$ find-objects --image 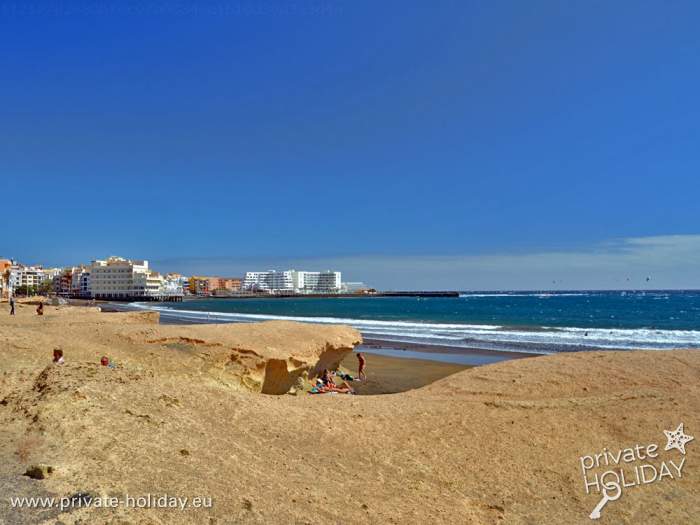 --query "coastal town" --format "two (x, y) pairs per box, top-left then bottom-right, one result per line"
(0, 255), (370, 302)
